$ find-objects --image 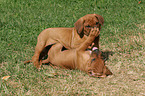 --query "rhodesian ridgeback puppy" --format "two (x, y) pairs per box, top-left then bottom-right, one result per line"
(27, 14), (104, 68)
(40, 28), (112, 77)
